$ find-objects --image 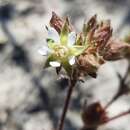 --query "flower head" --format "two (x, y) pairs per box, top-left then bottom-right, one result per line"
(38, 18), (85, 71)
(39, 12), (130, 78)
(75, 15), (130, 78)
